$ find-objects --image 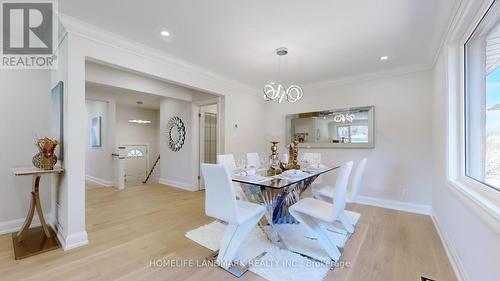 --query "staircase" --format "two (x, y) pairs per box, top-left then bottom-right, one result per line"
(143, 155), (160, 184)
